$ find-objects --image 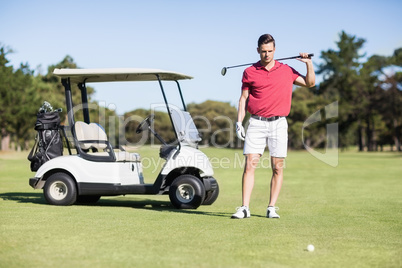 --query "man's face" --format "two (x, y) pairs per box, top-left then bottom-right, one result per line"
(257, 42), (275, 65)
